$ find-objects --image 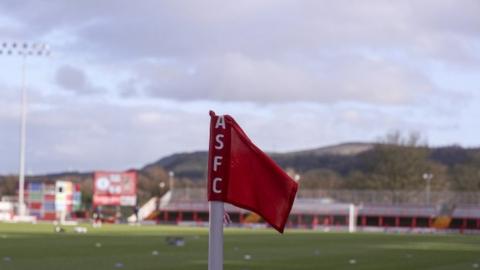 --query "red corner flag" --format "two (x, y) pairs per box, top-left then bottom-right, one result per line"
(207, 111), (298, 233)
